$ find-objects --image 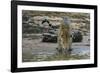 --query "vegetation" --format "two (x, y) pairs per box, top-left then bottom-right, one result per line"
(22, 10), (90, 34)
(22, 10), (89, 19)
